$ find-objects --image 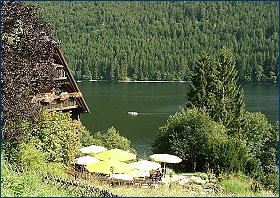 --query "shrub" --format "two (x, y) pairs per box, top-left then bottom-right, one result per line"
(2, 1), (59, 149)
(80, 126), (136, 153)
(241, 112), (278, 189)
(153, 108), (228, 172)
(18, 110), (79, 165)
(18, 141), (46, 171)
(1, 159), (71, 197)
(79, 125), (99, 147)
(207, 139), (248, 174)
(241, 112), (275, 159)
